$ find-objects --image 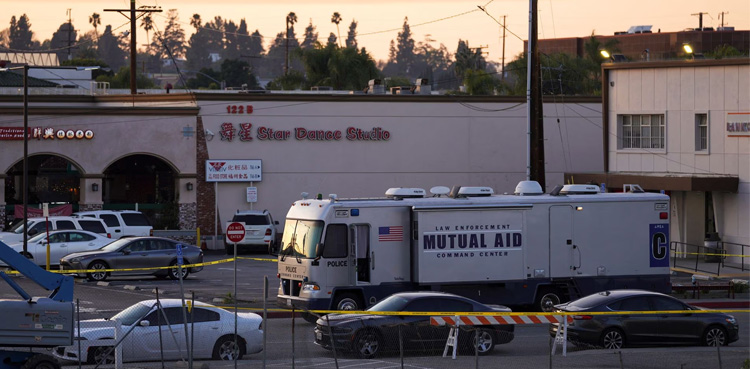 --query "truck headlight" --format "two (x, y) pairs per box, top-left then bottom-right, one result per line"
(301, 283), (320, 291)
